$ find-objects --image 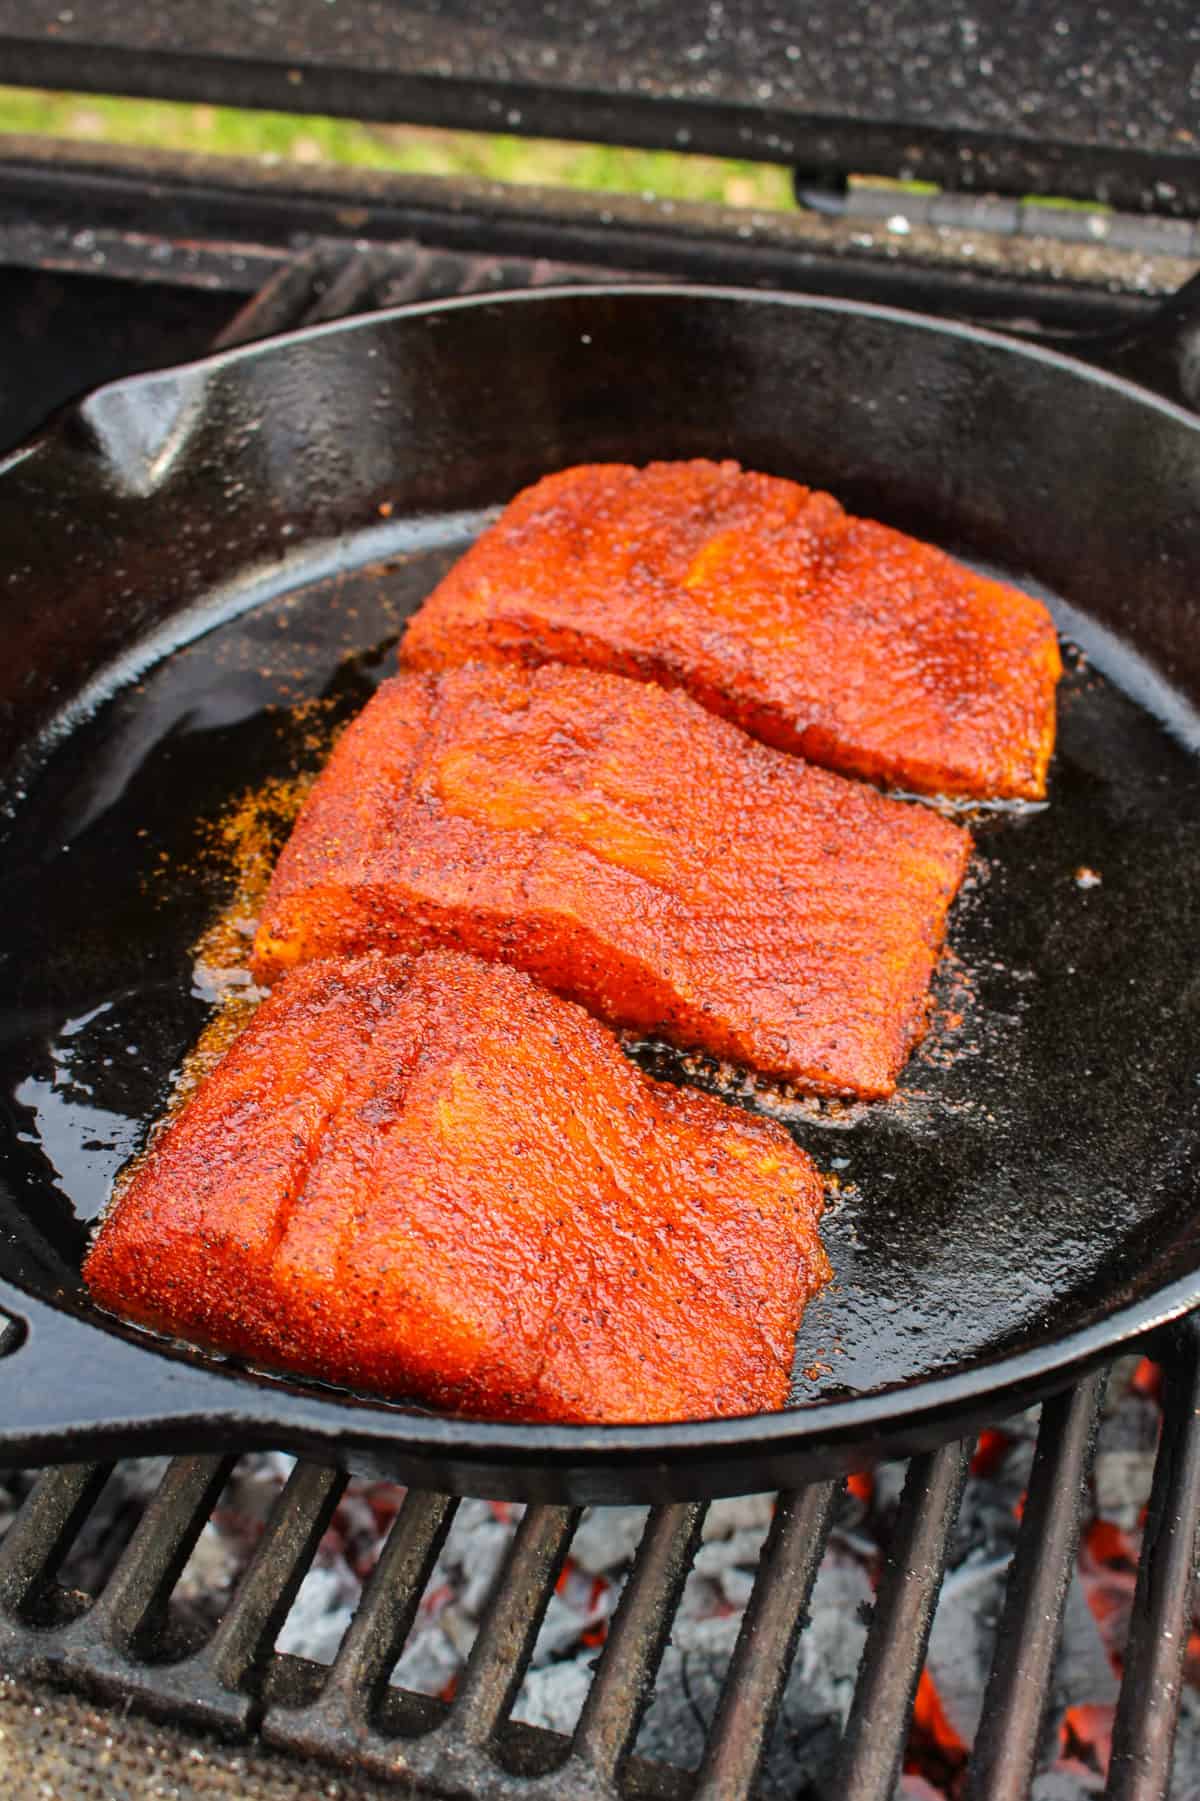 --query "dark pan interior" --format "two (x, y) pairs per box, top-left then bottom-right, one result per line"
(0, 288), (1198, 1500)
